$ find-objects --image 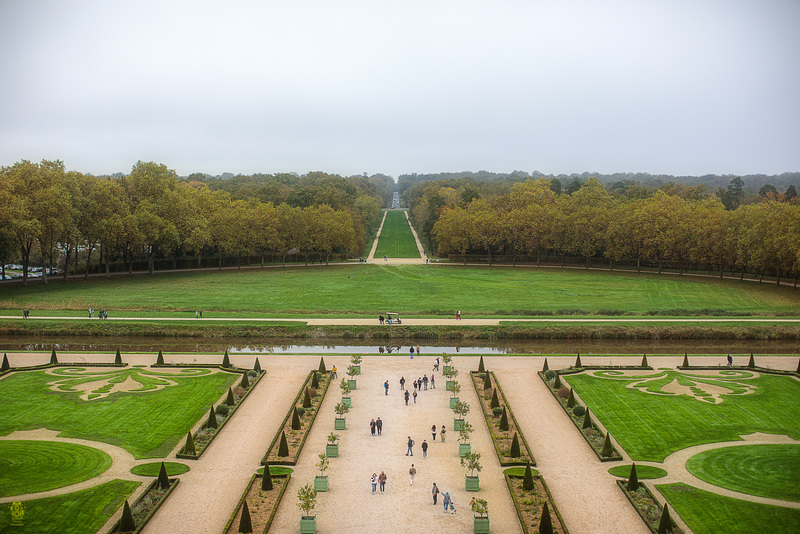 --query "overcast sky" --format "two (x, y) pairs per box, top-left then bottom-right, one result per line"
(1, 0), (798, 179)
